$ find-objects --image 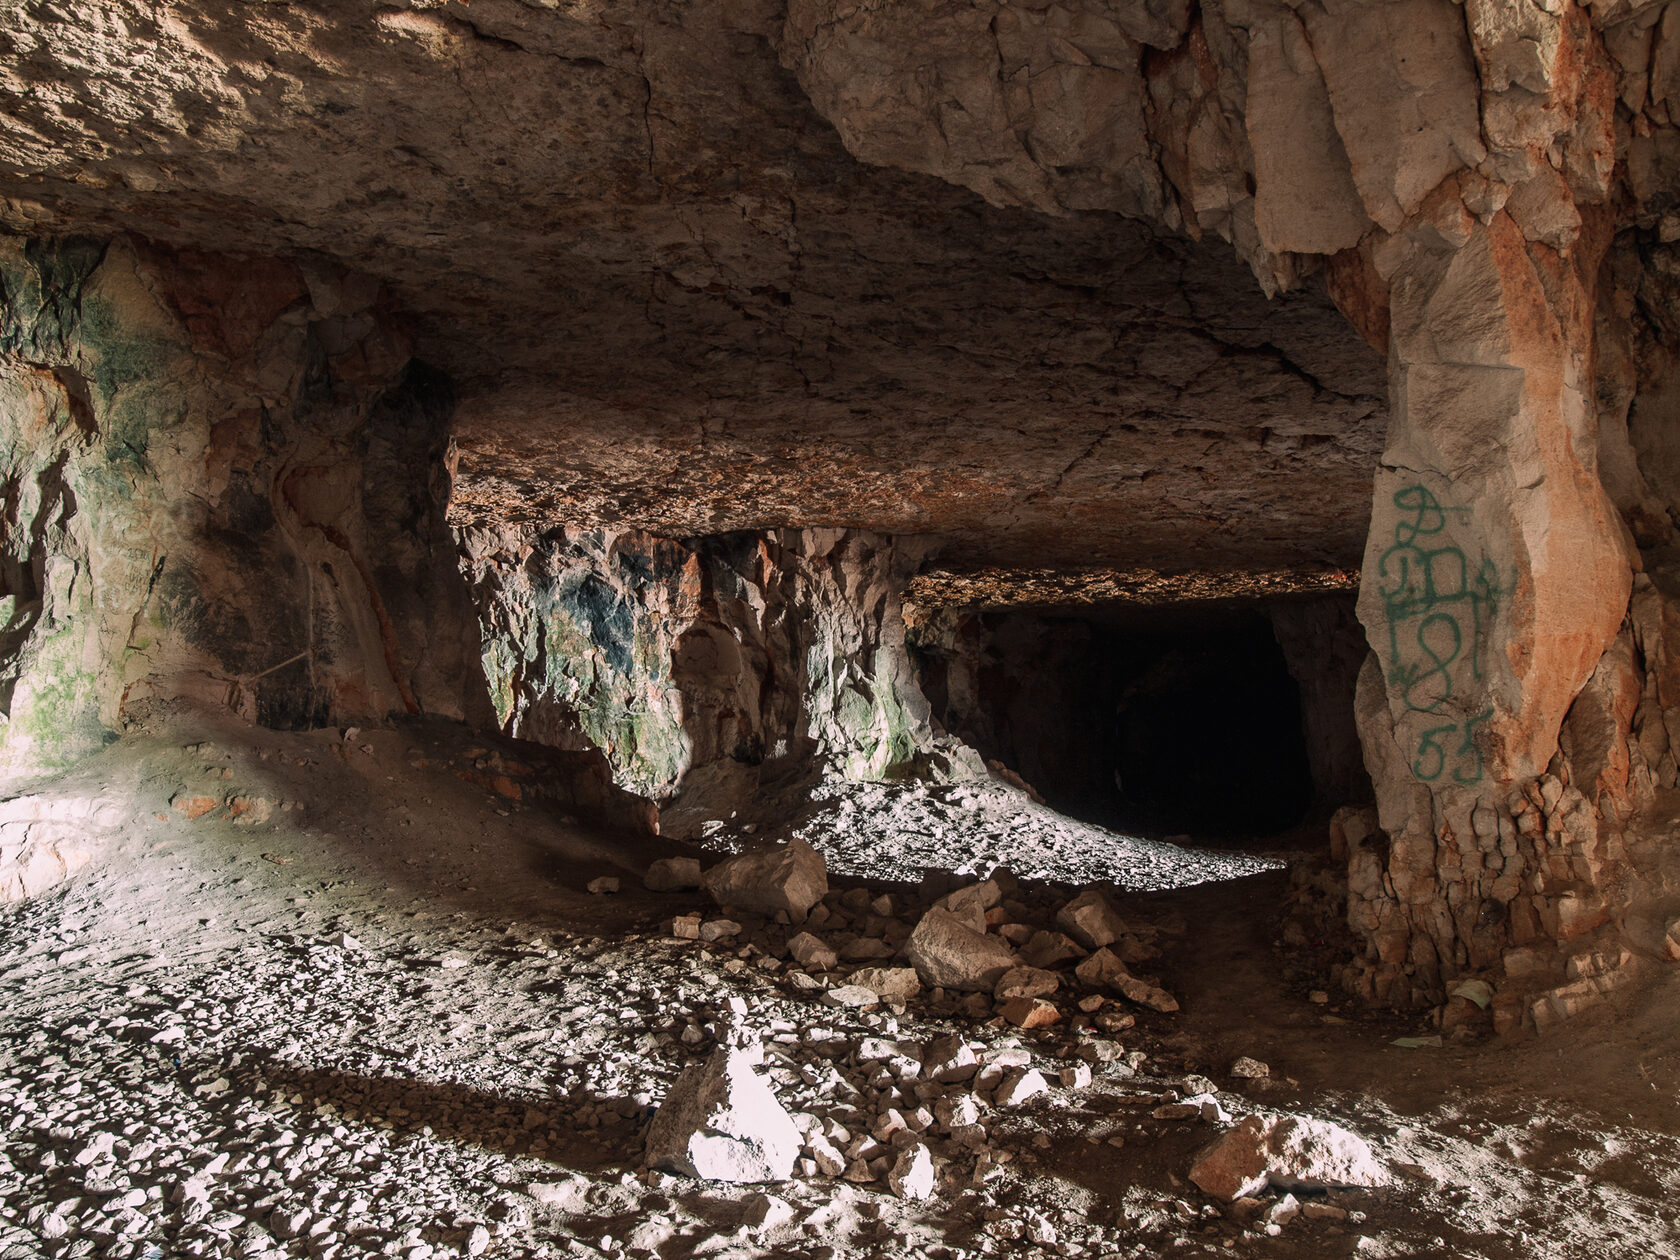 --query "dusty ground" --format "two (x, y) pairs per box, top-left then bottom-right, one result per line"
(1, 715), (1678, 1260)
